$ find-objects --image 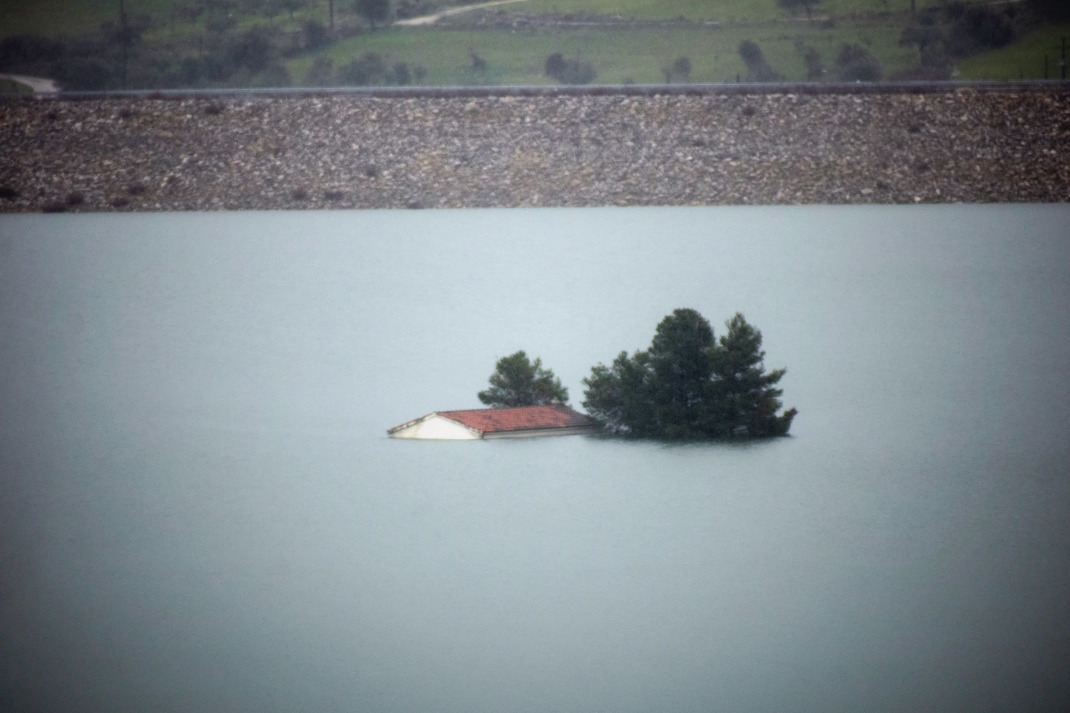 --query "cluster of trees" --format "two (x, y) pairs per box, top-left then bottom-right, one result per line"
(0, 19), (298, 90)
(737, 39), (882, 83)
(0, 0), (407, 90)
(767, 0), (1053, 82)
(897, 2), (1015, 79)
(477, 309), (796, 441)
(305, 52), (425, 85)
(894, 0), (1058, 80)
(0, 7), (160, 91)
